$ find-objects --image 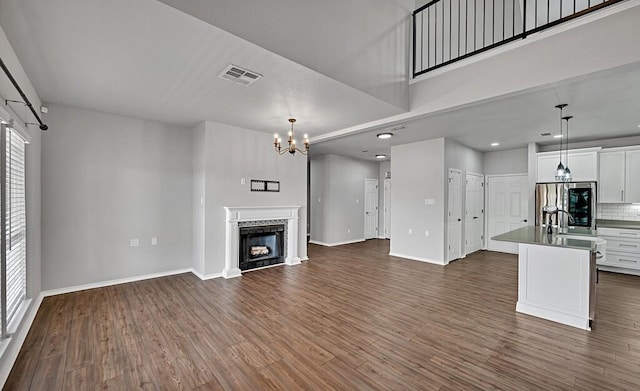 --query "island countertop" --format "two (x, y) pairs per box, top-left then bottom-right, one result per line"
(492, 226), (600, 251)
